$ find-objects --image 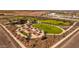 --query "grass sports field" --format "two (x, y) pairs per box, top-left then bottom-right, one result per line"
(33, 24), (63, 34)
(13, 16), (72, 26)
(29, 17), (71, 26)
(39, 19), (71, 26)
